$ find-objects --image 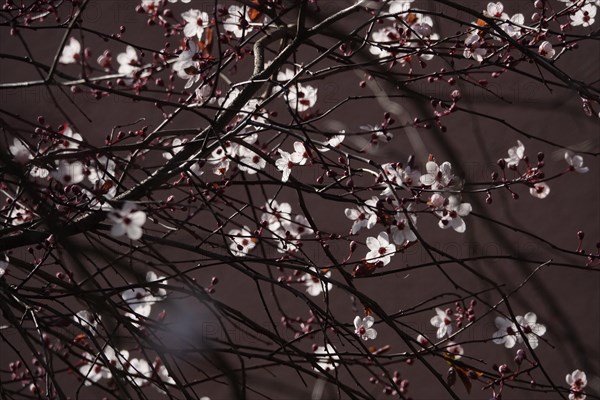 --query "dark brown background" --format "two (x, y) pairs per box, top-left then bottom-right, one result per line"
(1, 0), (599, 399)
